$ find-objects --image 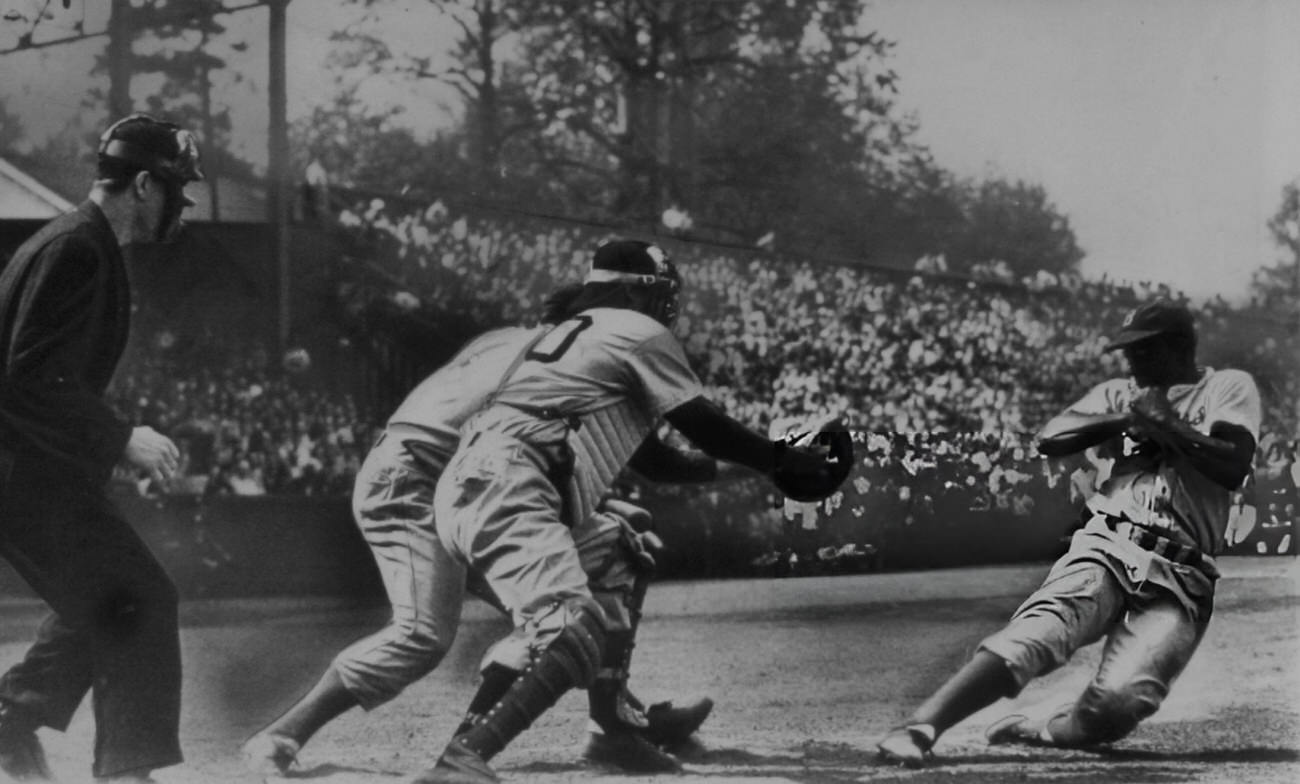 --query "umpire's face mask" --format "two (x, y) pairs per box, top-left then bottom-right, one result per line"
(153, 174), (197, 244)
